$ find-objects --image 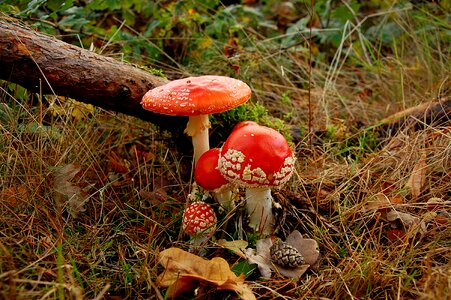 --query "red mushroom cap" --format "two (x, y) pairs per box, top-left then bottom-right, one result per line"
(195, 148), (230, 192)
(218, 122), (295, 188)
(182, 202), (217, 236)
(141, 75), (251, 116)
(230, 120), (259, 132)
